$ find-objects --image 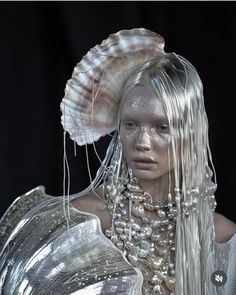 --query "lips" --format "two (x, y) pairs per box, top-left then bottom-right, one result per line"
(133, 157), (157, 170)
(133, 157), (156, 163)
